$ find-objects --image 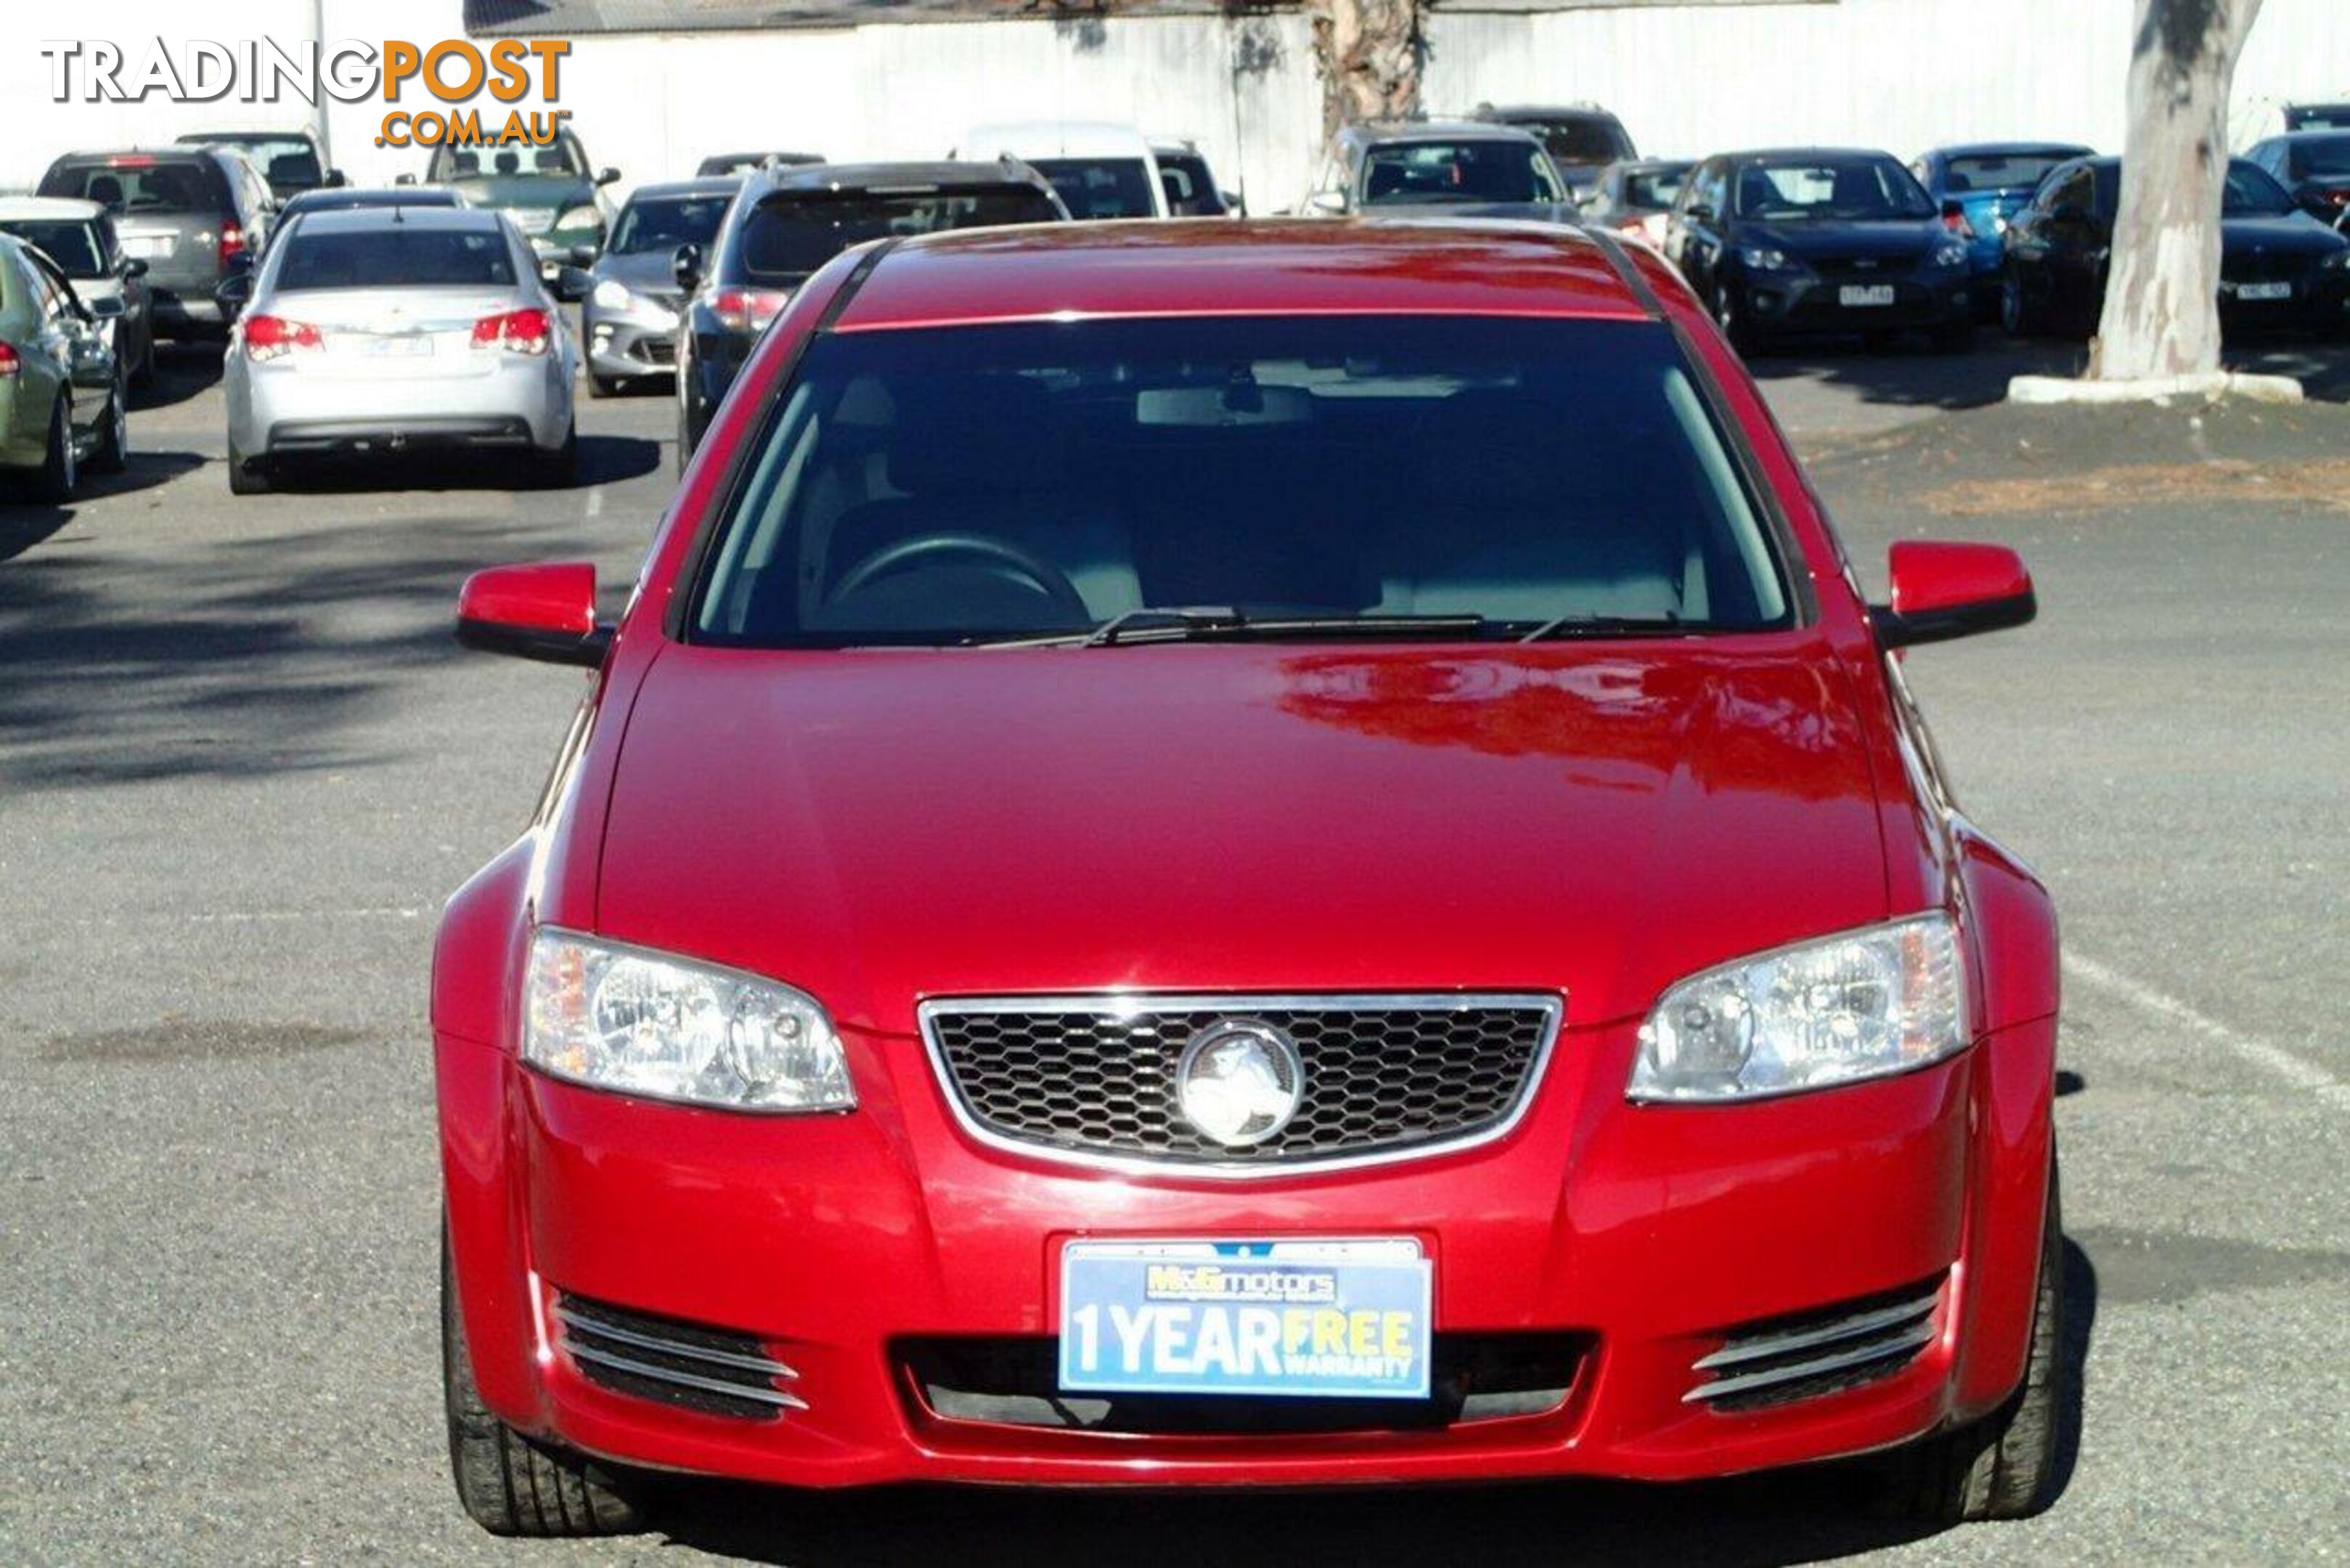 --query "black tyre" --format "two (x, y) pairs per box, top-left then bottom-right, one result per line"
(89, 381), (128, 475)
(532, 422), (580, 489)
(1715, 283), (1762, 356)
(1879, 1165), (2065, 1523)
(444, 1236), (646, 1537)
(226, 434), (270, 496)
(2000, 264), (2033, 338)
(28, 396), (76, 504)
